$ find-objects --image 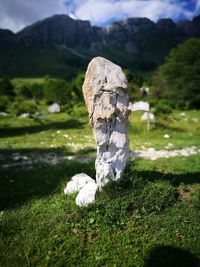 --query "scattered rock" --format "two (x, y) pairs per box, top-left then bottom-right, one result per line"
(147, 147), (155, 152)
(75, 182), (98, 207)
(132, 146), (198, 160)
(180, 112), (186, 117)
(2, 146), (199, 169)
(191, 118), (198, 122)
(0, 112), (8, 117)
(141, 112), (155, 121)
(82, 56), (130, 188)
(64, 173), (95, 195)
(165, 142), (174, 149)
(19, 113), (30, 118)
(48, 103), (60, 113)
(163, 134), (170, 139)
